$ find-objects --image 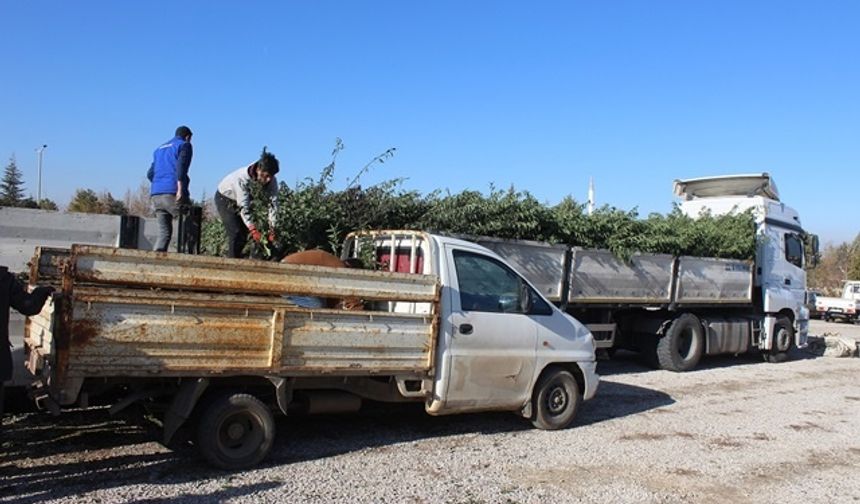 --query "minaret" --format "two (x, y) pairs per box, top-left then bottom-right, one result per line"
(587, 177), (595, 216)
